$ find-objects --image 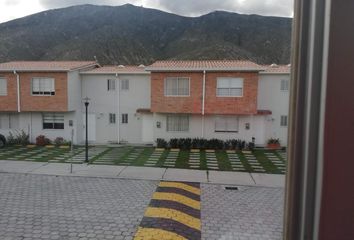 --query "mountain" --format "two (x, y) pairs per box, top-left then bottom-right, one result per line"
(0, 4), (292, 65)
